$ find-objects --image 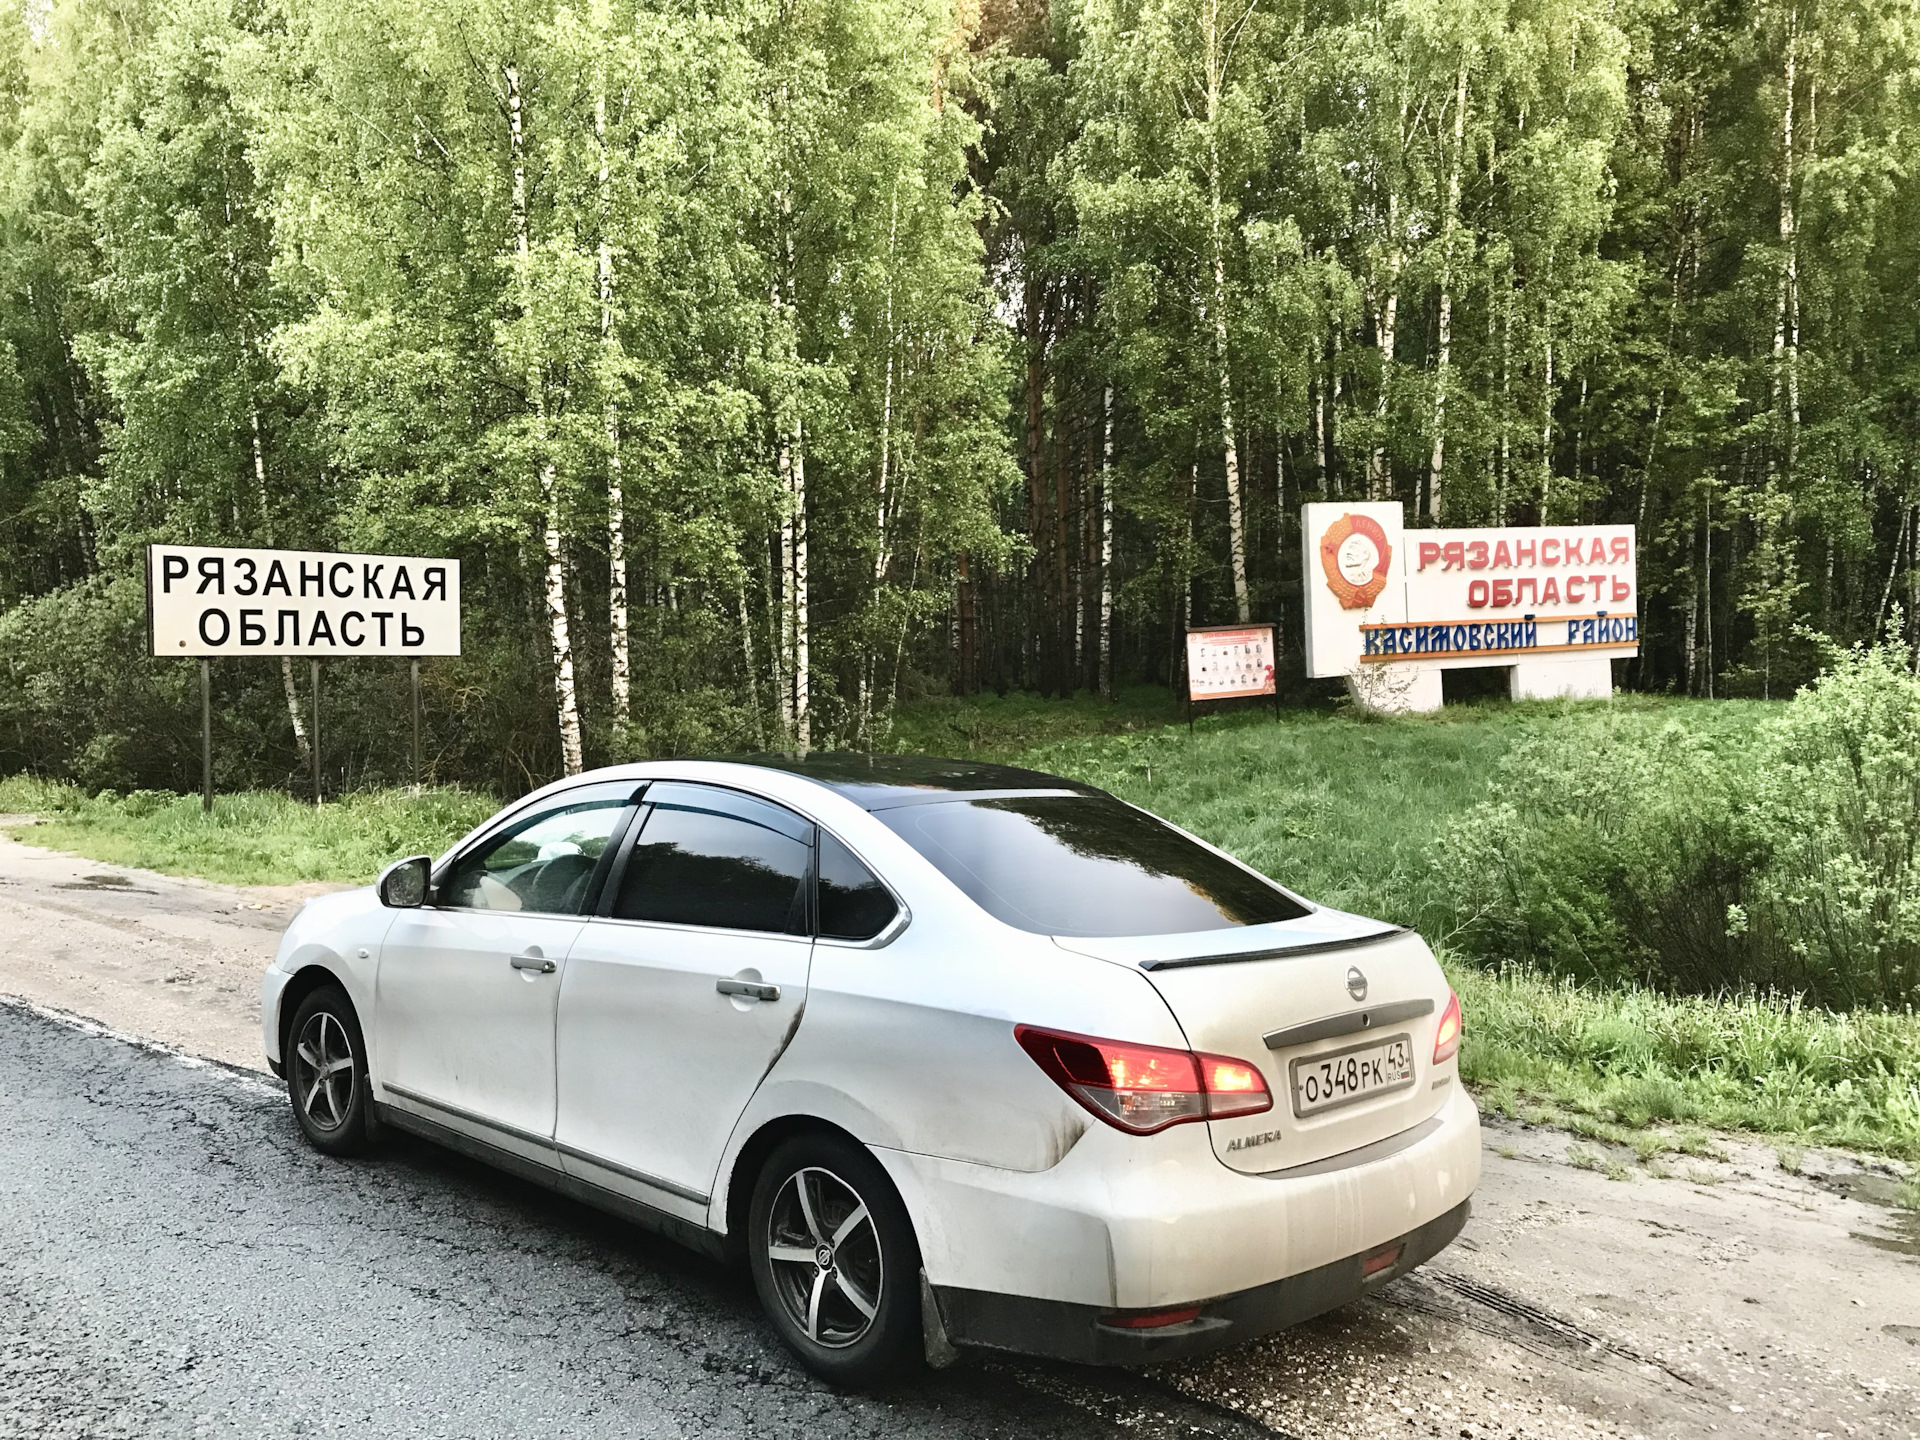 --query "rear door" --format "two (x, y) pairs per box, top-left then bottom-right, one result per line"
(553, 783), (815, 1215)
(1055, 915), (1454, 1173)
